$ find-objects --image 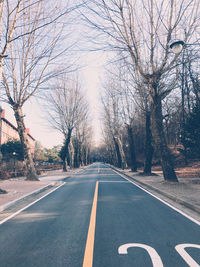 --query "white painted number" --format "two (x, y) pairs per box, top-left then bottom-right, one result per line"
(118, 243), (200, 267)
(118, 243), (164, 267)
(175, 244), (200, 267)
